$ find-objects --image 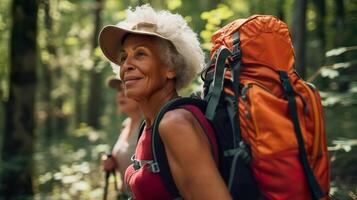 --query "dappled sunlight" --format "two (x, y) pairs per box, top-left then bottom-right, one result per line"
(0, 0), (356, 199)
